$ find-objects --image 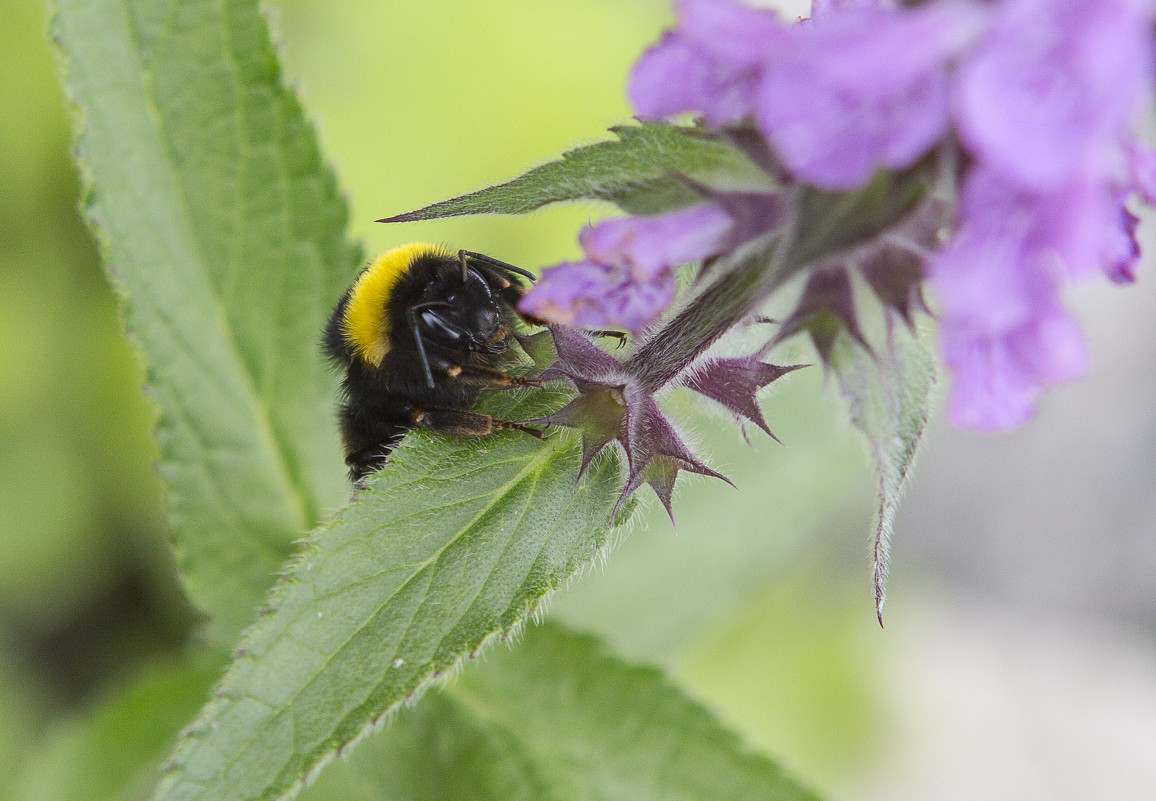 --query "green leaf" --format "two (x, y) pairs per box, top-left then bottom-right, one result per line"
(51, 0), (361, 641)
(303, 623), (825, 801)
(150, 387), (627, 801)
(380, 122), (776, 221)
(828, 320), (937, 625)
(9, 657), (223, 801)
